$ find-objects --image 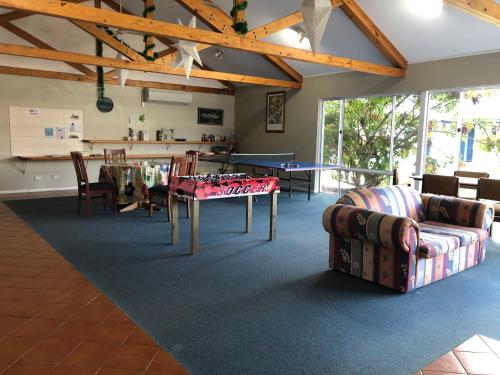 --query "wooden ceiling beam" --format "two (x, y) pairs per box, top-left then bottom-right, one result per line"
(445, 0), (500, 26)
(0, 65), (235, 95)
(154, 11), (306, 65)
(0, 22), (95, 75)
(248, 11), (304, 40)
(174, 0), (303, 82)
(0, 0), (87, 23)
(0, 43), (302, 88)
(0, 0), (404, 77)
(339, 0), (407, 69)
(100, 0), (233, 90)
(72, 21), (147, 62)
